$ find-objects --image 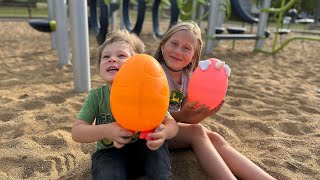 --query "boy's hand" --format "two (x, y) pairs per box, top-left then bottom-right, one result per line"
(146, 124), (166, 150)
(107, 122), (134, 149)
